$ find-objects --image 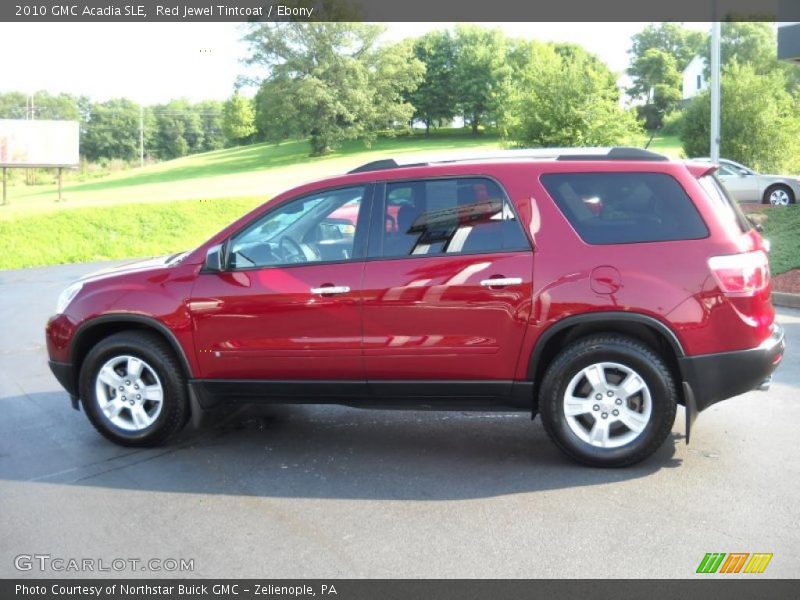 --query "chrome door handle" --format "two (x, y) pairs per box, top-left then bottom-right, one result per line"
(310, 285), (350, 295)
(480, 277), (522, 287)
